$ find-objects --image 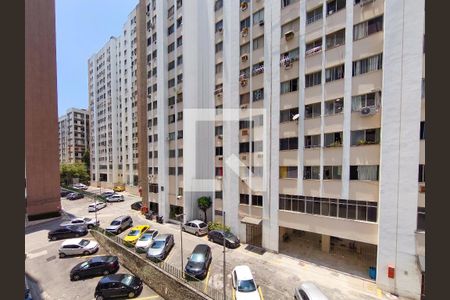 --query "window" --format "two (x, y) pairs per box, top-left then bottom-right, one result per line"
(177, 55), (183, 65)
(307, 6), (323, 25)
(323, 166), (341, 180)
(325, 64), (345, 82)
(240, 93), (250, 105)
(252, 195), (263, 207)
(326, 29), (345, 49)
(216, 105), (223, 115)
(168, 114), (175, 124)
(169, 149), (176, 158)
(168, 96), (175, 106)
(216, 63), (223, 74)
(178, 130), (183, 139)
(252, 62), (264, 76)
(169, 167), (176, 175)
(280, 107), (299, 123)
(215, 20), (223, 33)
(149, 183), (159, 193)
(280, 166), (298, 179)
(177, 0), (182, 9)
(178, 167), (183, 175)
(253, 35), (264, 50)
(253, 88), (264, 101)
(177, 93), (183, 103)
(354, 15), (383, 40)
(240, 194), (249, 205)
(168, 132), (175, 141)
(281, 18), (300, 36)
(417, 207), (425, 231)
(352, 53), (383, 76)
(177, 17), (182, 28)
(281, 47), (300, 61)
(215, 0), (223, 11)
(304, 166), (320, 180)
(168, 61), (175, 71)
(253, 9), (264, 25)
(326, 0), (346, 15)
(215, 191), (223, 199)
(239, 142), (250, 153)
(178, 148), (183, 157)
(305, 39), (322, 56)
(168, 42), (175, 53)
(351, 92), (379, 111)
(168, 78), (175, 88)
(324, 98), (343, 115)
(418, 164), (425, 183)
(305, 71), (321, 87)
(216, 167), (223, 176)
(240, 17), (250, 31)
(351, 128), (380, 145)
(177, 111), (183, 121)
(280, 137), (298, 151)
(280, 78), (299, 94)
(324, 132), (343, 147)
(216, 147), (223, 156)
(281, 0), (299, 9)
(350, 165), (379, 181)
(304, 102), (321, 119)
(177, 37), (183, 47)
(305, 135), (320, 148)
(168, 24), (175, 35)
(240, 43), (250, 56)
(420, 121), (425, 140)
(252, 141), (263, 152)
(168, 6), (174, 18)
(216, 41), (223, 53)
(215, 126), (223, 136)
